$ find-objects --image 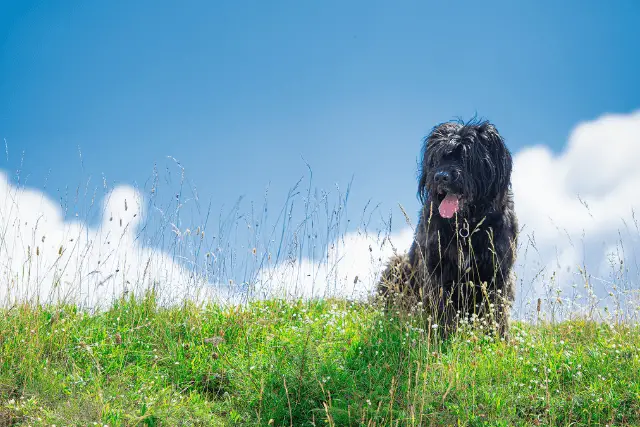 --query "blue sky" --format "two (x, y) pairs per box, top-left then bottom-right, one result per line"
(1, 0), (639, 235)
